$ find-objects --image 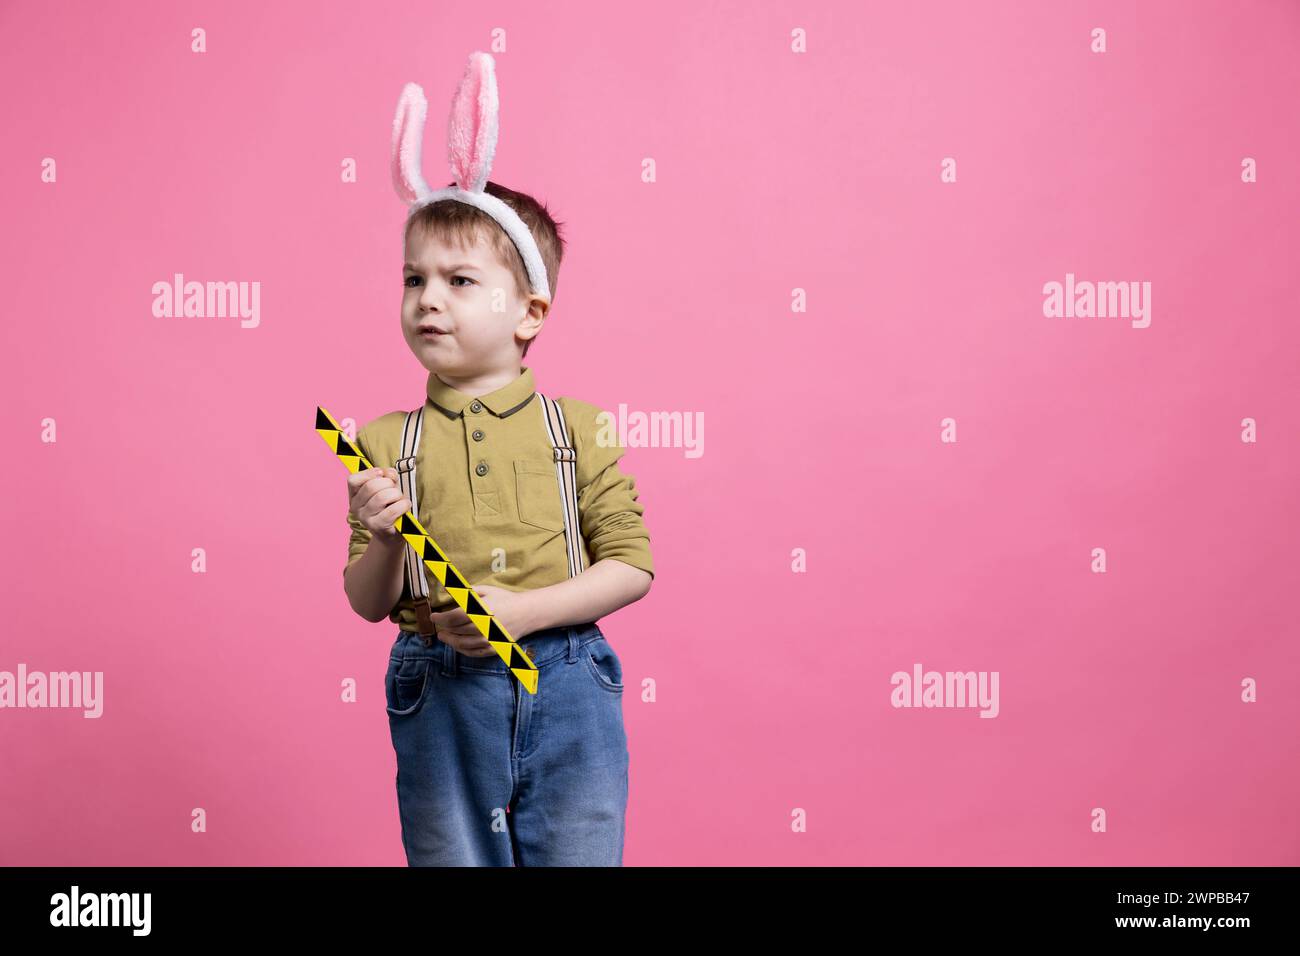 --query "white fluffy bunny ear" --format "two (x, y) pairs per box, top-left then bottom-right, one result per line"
(391, 82), (431, 202)
(446, 51), (499, 194)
